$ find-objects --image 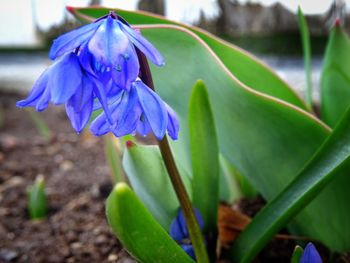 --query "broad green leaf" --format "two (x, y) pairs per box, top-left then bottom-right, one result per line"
(69, 8), (350, 251)
(123, 142), (191, 230)
(68, 6), (307, 110)
(189, 80), (219, 231)
(28, 175), (48, 220)
(297, 7), (313, 109)
(291, 246), (304, 263)
(231, 106), (350, 262)
(106, 183), (194, 263)
(321, 24), (350, 127)
(104, 134), (124, 183)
